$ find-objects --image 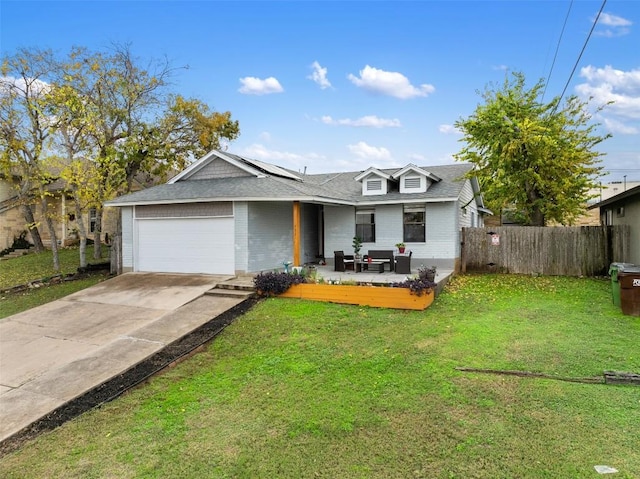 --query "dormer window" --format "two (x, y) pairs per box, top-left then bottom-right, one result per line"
(367, 179), (382, 191)
(404, 176), (421, 189)
(356, 168), (392, 196)
(392, 164), (441, 194)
